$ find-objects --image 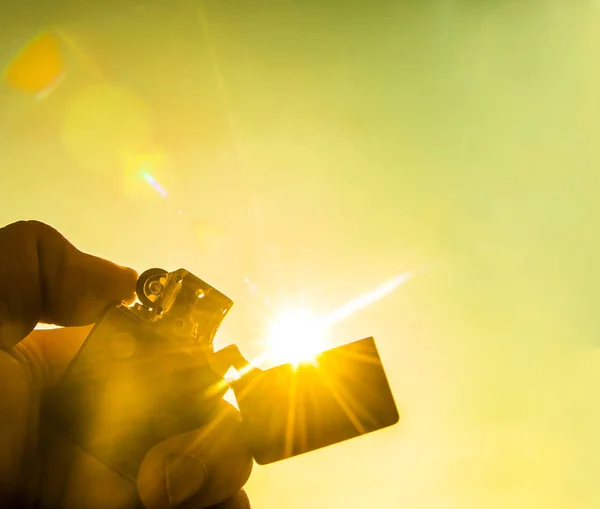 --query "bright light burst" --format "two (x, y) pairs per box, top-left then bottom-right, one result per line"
(265, 308), (328, 367)
(264, 271), (413, 366)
